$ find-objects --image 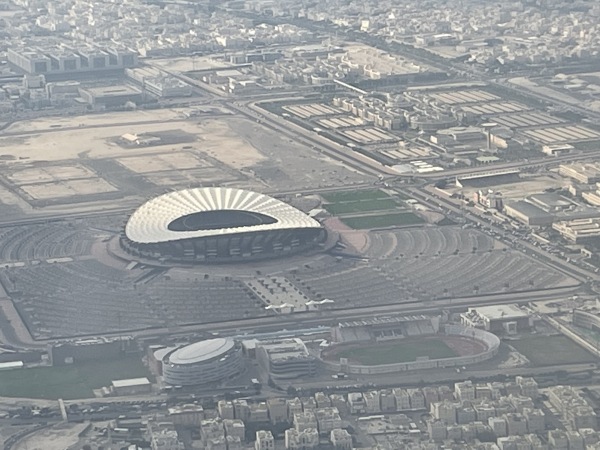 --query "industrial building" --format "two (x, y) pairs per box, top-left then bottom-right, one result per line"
(460, 305), (531, 334)
(111, 377), (152, 396)
(78, 85), (143, 107)
(503, 201), (554, 226)
(559, 163), (600, 184)
(125, 67), (192, 98)
(121, 187), (326, 263)
(255, 338), (317, 380)
(162, 338), (243, 386)
(7, 46), (137, 75)
(553, 218), (600, 243)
